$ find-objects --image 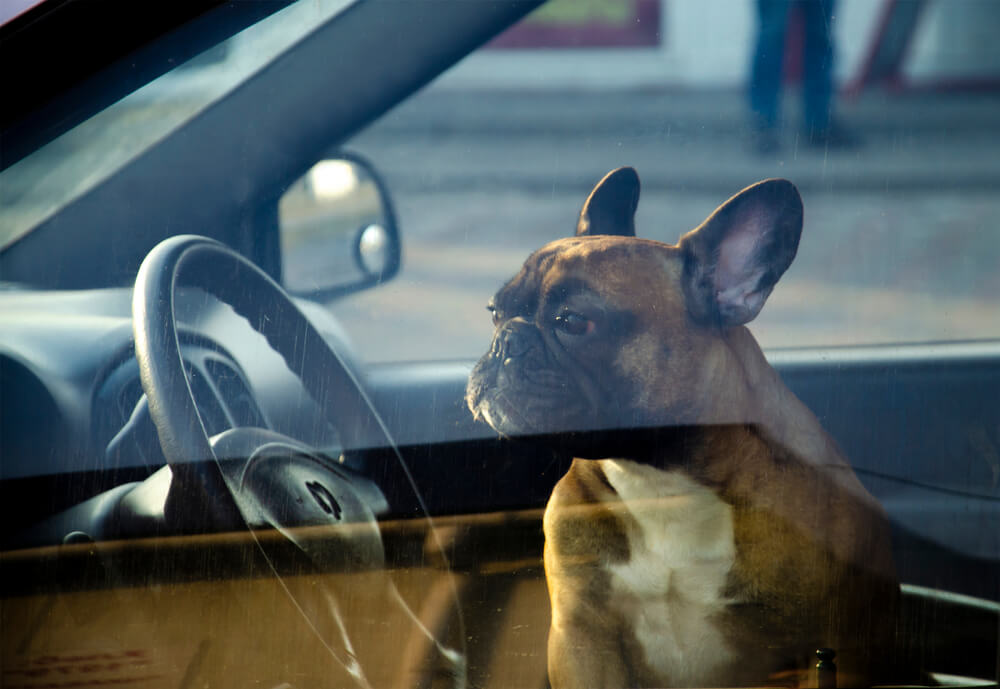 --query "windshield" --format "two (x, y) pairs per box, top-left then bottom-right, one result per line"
(0, 0), (356, 250)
